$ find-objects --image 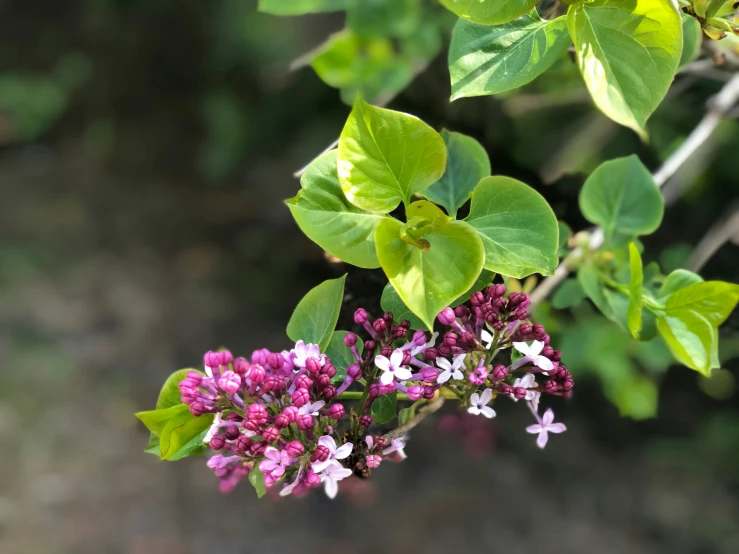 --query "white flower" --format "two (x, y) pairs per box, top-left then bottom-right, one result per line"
(436, 353), (466, 384)
(467, 388), (496, 418)
(526, 408), (567, 449)
(480, 329), (494, 350)
(291, 340), (321, 368)
(203, 413), (223, 443)
(511, 373), (540, 409)
(312, 435), (354, 473)
(382, 436), (408, 460)
(279, 466), (304, 497)
(298, 400), (325, 416)
(513, 340), (554, 374)
(320, 461), (353, 499)
(375, 349), (412, 385)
